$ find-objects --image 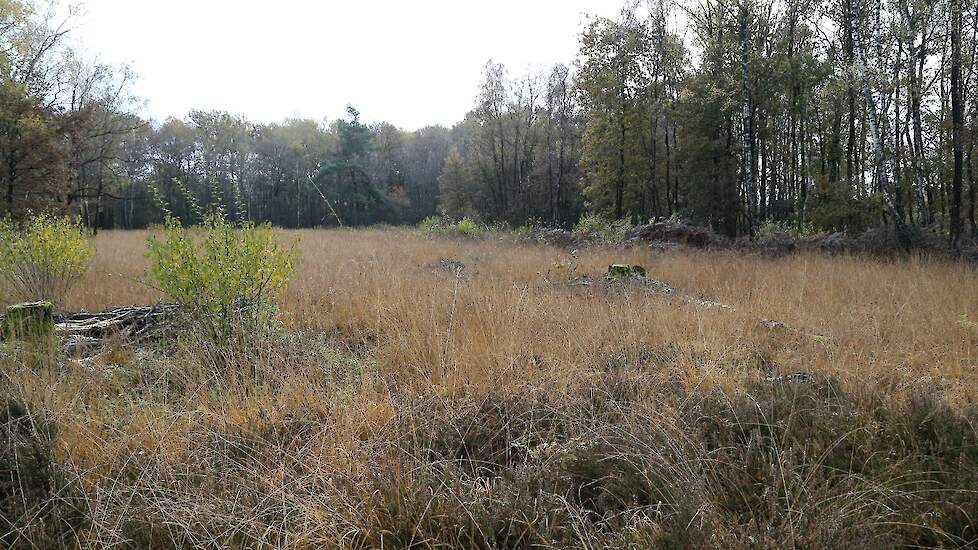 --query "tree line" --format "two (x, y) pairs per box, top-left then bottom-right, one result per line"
(3, 0), (977, 246)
